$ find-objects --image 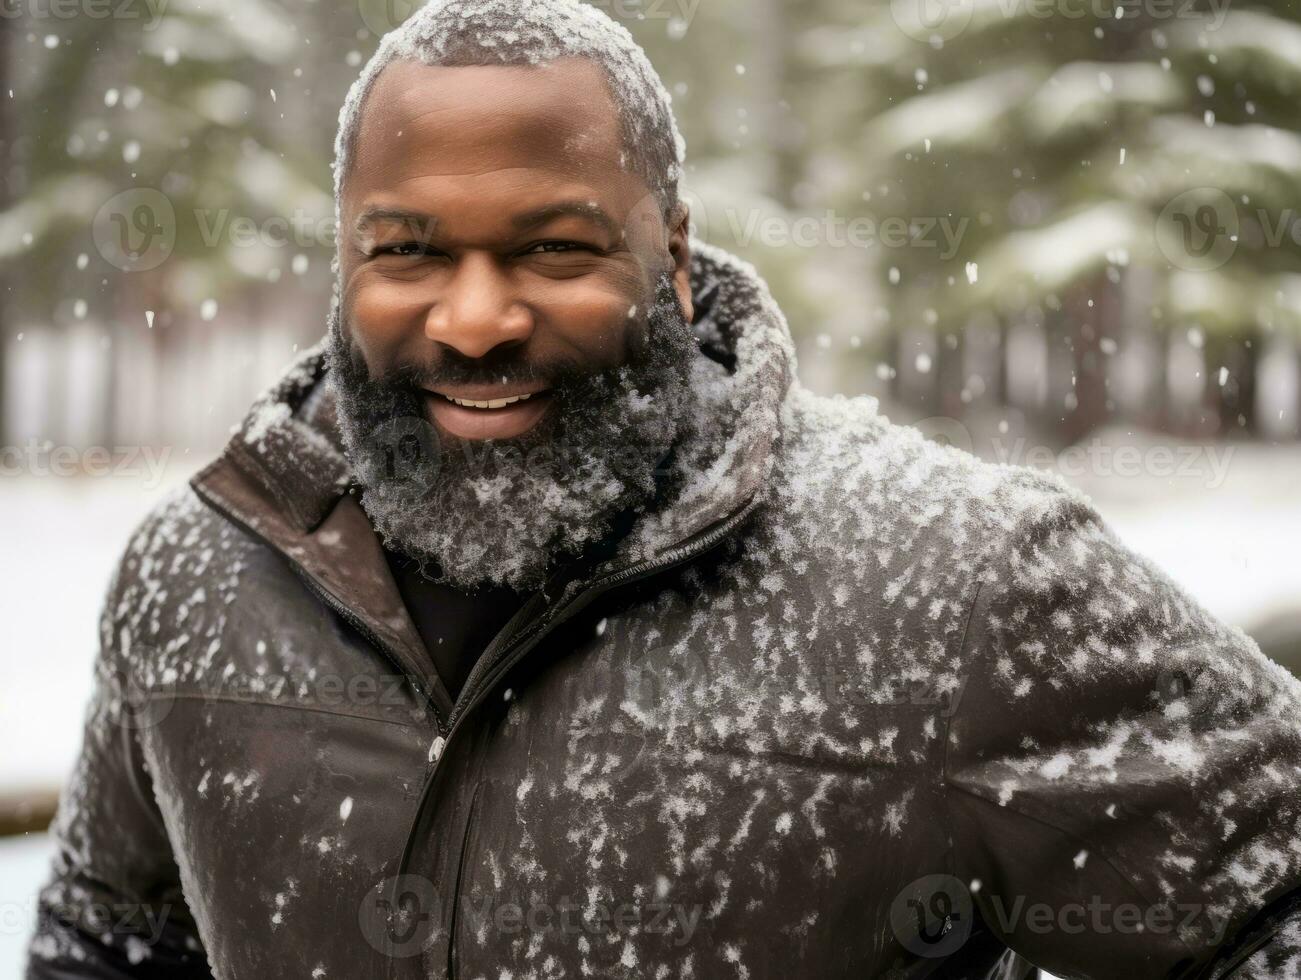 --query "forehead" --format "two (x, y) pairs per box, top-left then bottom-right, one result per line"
(346, 57), (643, 223)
